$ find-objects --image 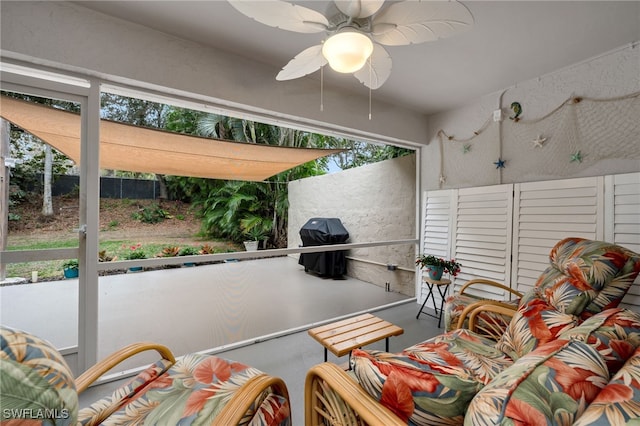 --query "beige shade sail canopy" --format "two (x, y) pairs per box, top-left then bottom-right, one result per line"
(0, 95), (343, 181)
